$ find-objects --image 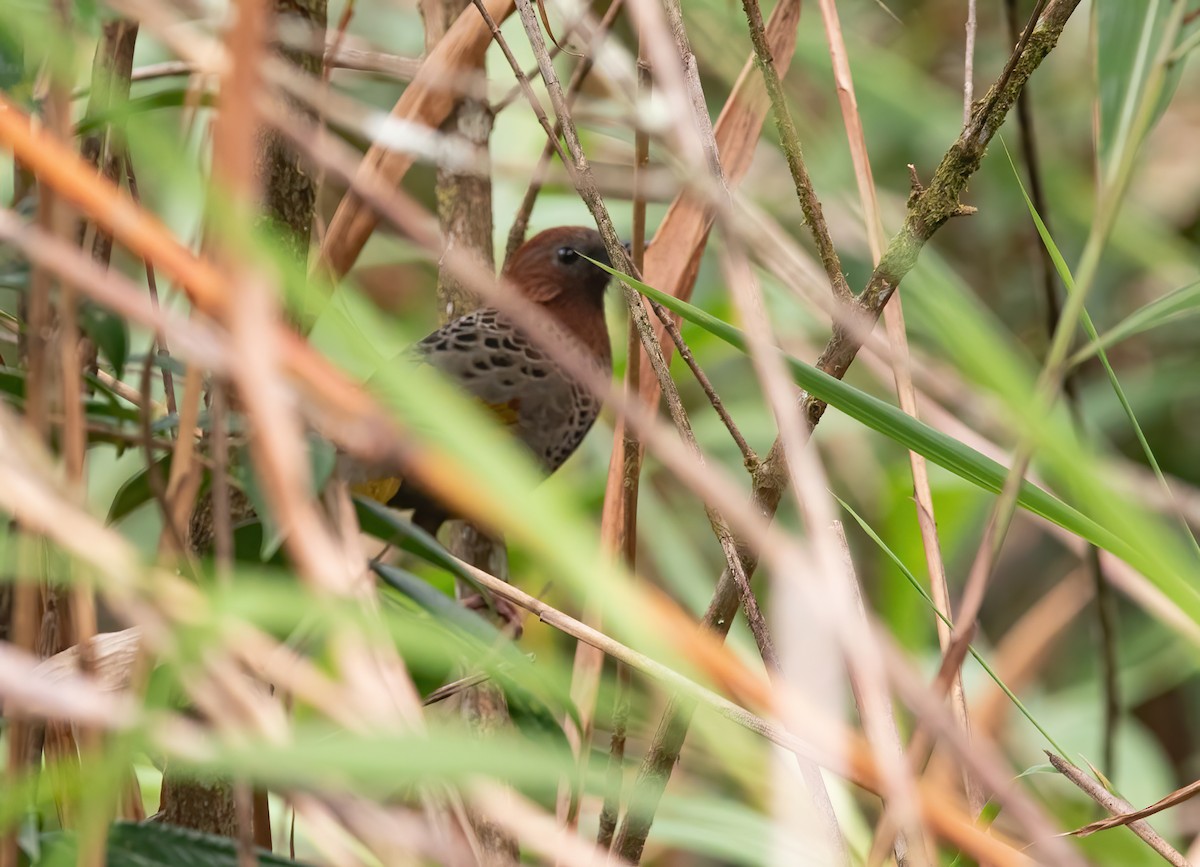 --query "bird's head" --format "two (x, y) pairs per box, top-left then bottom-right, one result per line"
(503, 226), (625, 309)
